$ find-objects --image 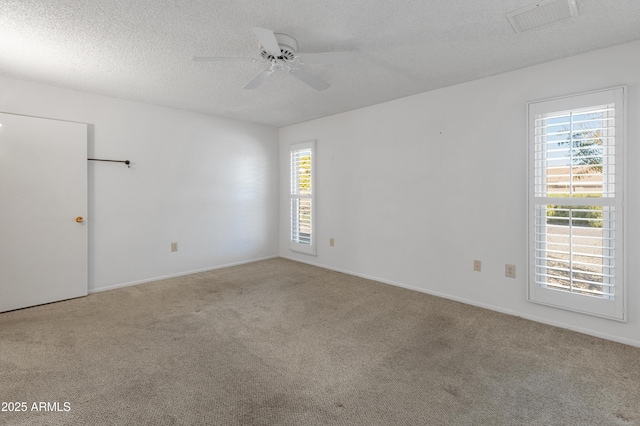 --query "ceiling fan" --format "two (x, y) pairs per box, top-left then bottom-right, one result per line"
(193, 28), (354, 91)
